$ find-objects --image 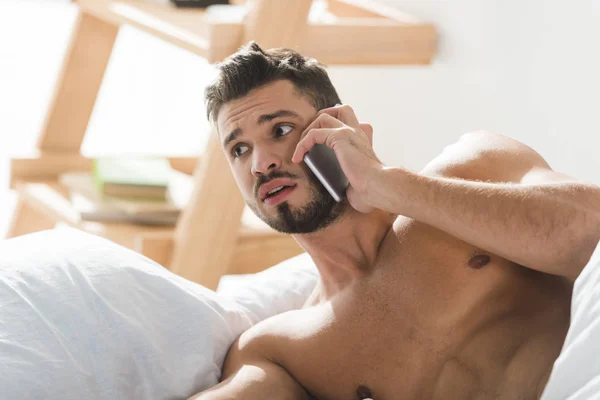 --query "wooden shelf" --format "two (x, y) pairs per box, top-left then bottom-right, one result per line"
(13, 180), (174, 250)
(12, 179), (304, 273)
(78, 0), (244, 62)
(9, 152), (200, 190)
(77, 0), (436, 64)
